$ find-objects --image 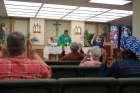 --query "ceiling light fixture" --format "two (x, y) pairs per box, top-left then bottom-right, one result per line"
(89, 0), (131, 5)
(4, 0), (41, 17)
(4, 0), (133, 23)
